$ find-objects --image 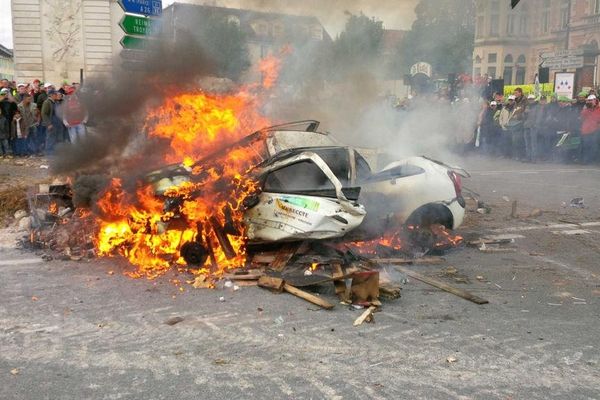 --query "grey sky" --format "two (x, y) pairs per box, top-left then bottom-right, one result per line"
(0, 0), (418, 48)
